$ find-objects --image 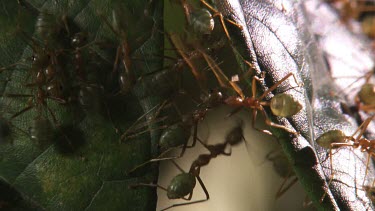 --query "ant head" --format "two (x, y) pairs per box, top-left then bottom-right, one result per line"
(201, 89), (224, 108)
(167, 173), (196, 199)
